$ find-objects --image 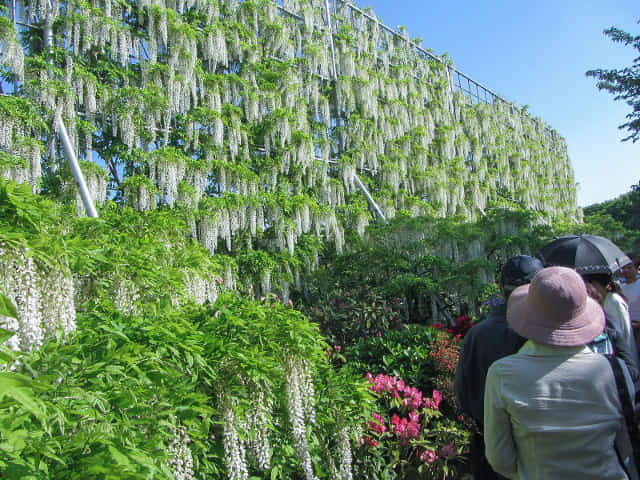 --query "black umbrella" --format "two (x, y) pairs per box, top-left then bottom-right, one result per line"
(539, 234), (631, 275)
